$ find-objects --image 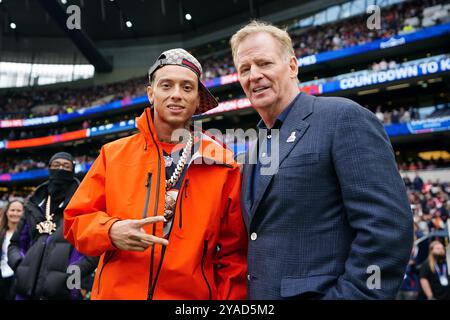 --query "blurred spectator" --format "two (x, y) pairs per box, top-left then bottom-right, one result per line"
(414, 173), (424, 192)
(375, 106), (384, 122)
(0, 200), (24, 300)
(419, 240), (450, 300)
(400, 107), (411, 122)
(389, 60), (397, 69)
(379, 59), (388, 71)
(7, 152), (98, 300)
(82, 120), (90, 130)
(391, 109), (400, 124)
(383, 111), (392, 124)
(397, 245), (420, 300)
